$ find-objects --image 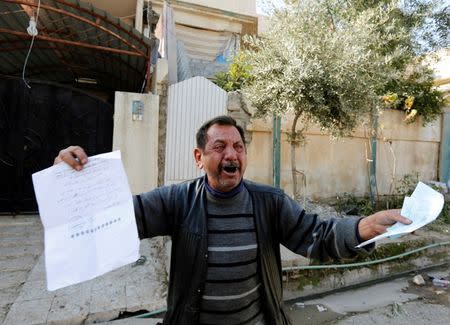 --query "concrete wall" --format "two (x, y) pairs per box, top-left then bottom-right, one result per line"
(243, 110), (441, 200)
(87, 0), (136, 19)
(150, 0), (257, 34)
(111, 84), (441, 200)
(181, 0), (257, 16)
(113, 92), (160, 194)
